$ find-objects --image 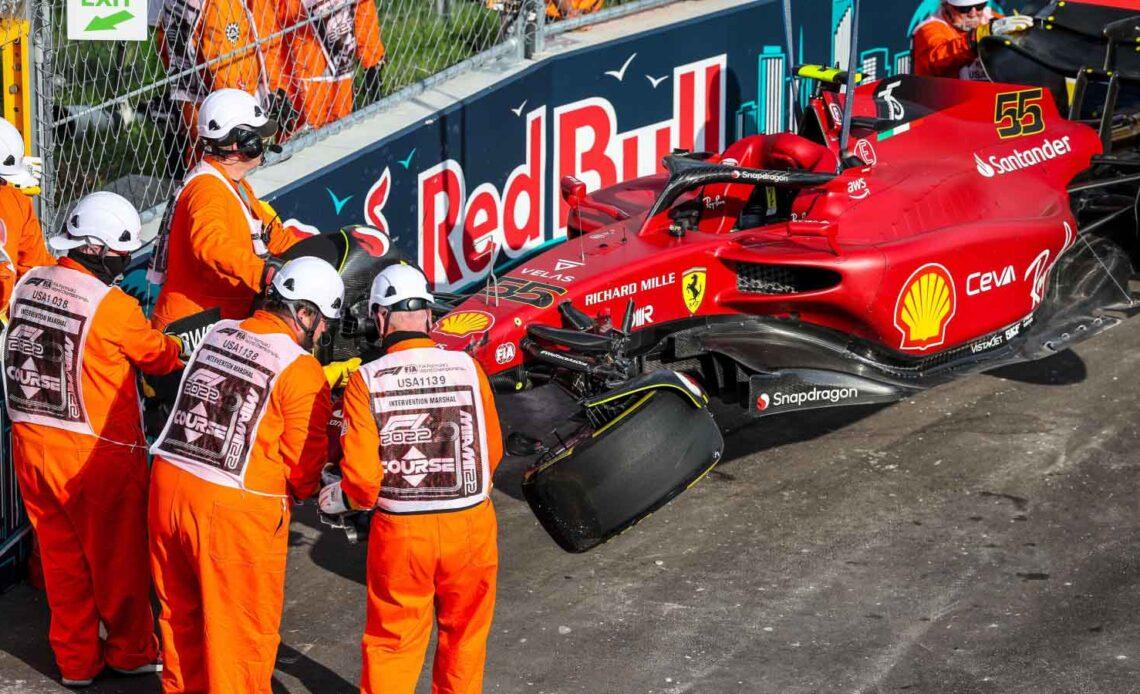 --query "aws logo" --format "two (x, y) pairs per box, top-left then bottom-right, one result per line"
(894, 263), (956, 352)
